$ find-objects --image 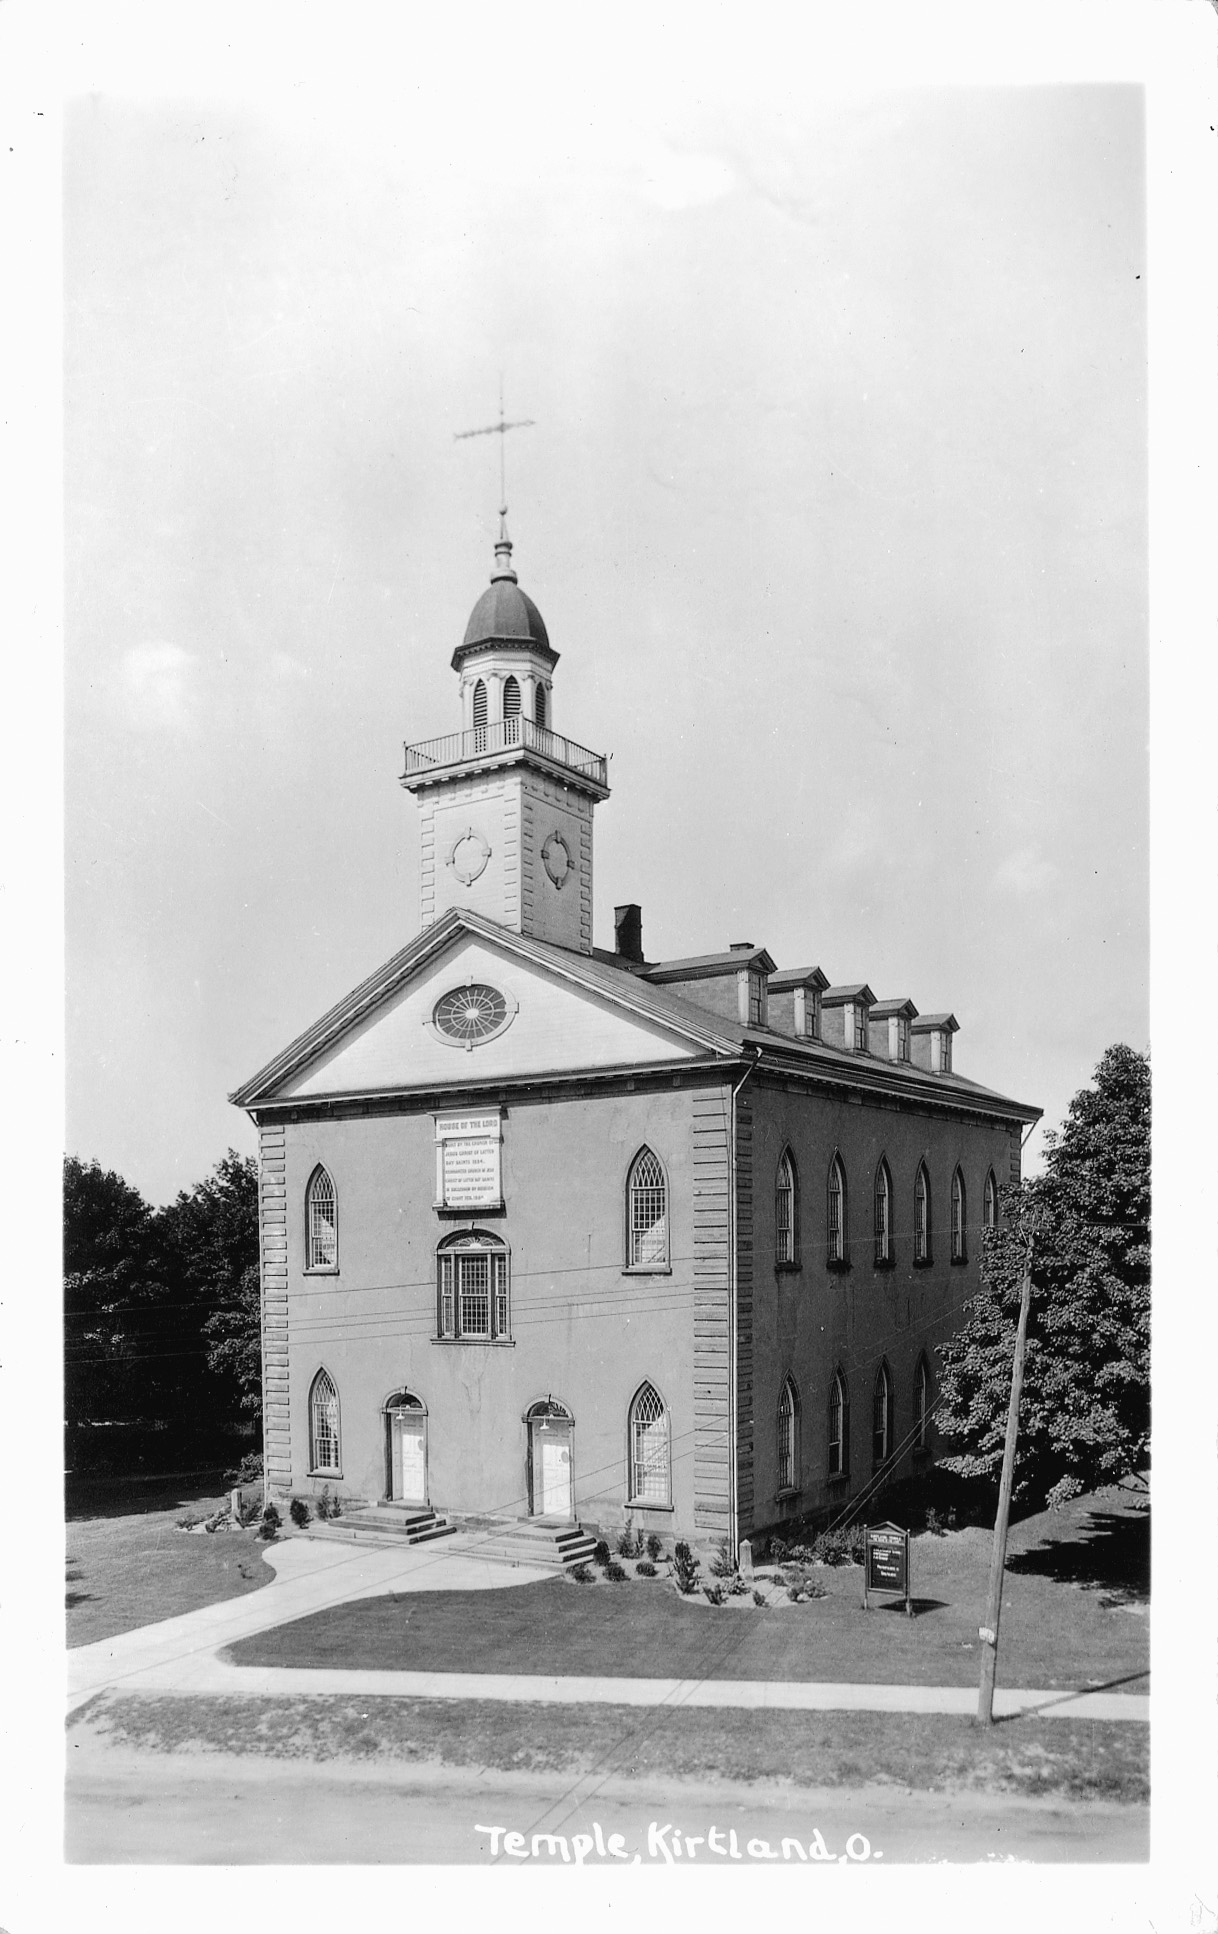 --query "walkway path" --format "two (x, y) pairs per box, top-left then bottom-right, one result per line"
(68, 1532), (1149, 1724)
